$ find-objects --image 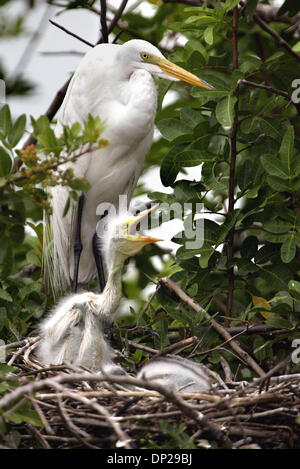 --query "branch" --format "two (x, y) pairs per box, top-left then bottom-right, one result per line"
(49, 19), (94, 47)
(12, 142), (95, 186)
(19, 0), (129, 159)
(226, 6), (239, 321)
(240, 79), (300, 115)
(19, 75), (72, 158)
(100, 0), (109, 43)
(0, 370), (231, 446)
(97, 0), (129, 44)
(253, 12), (300, 63)
(159, 277), (266, 378)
